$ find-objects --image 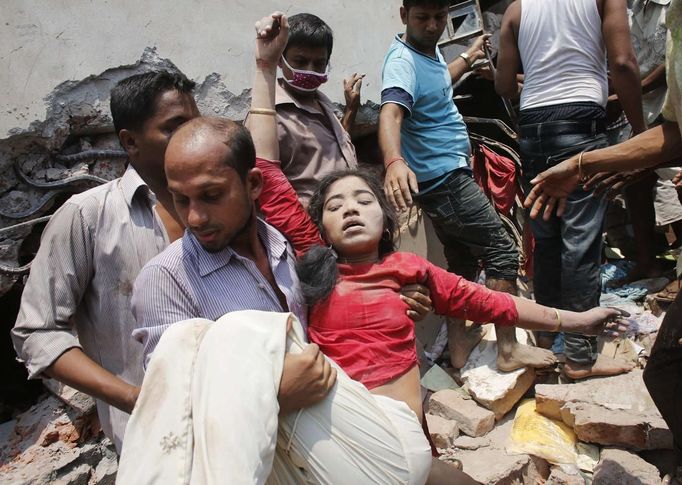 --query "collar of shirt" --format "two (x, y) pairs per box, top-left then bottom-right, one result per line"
(186, 218), (290, 277)
(394, 33), (443, 63)
(119, 165), (154, 208)
(276, 78), (336, 116)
